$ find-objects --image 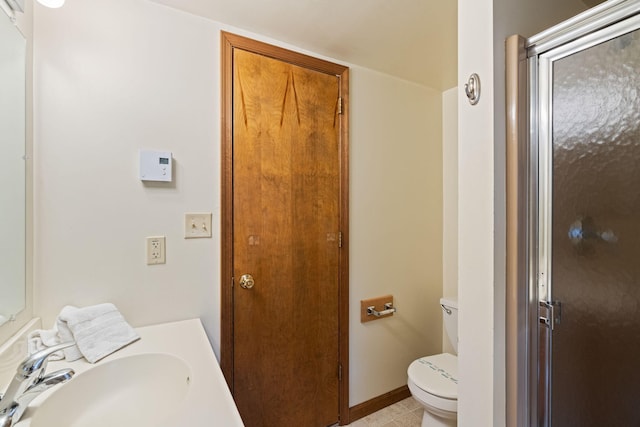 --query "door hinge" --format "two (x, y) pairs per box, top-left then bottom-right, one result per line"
(338, 363), (342, 381)
(231, 276), (234, 288)
(539, 301), (562, 330)
(338, 232), (343, 248)
(337, 97), (343, 115)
